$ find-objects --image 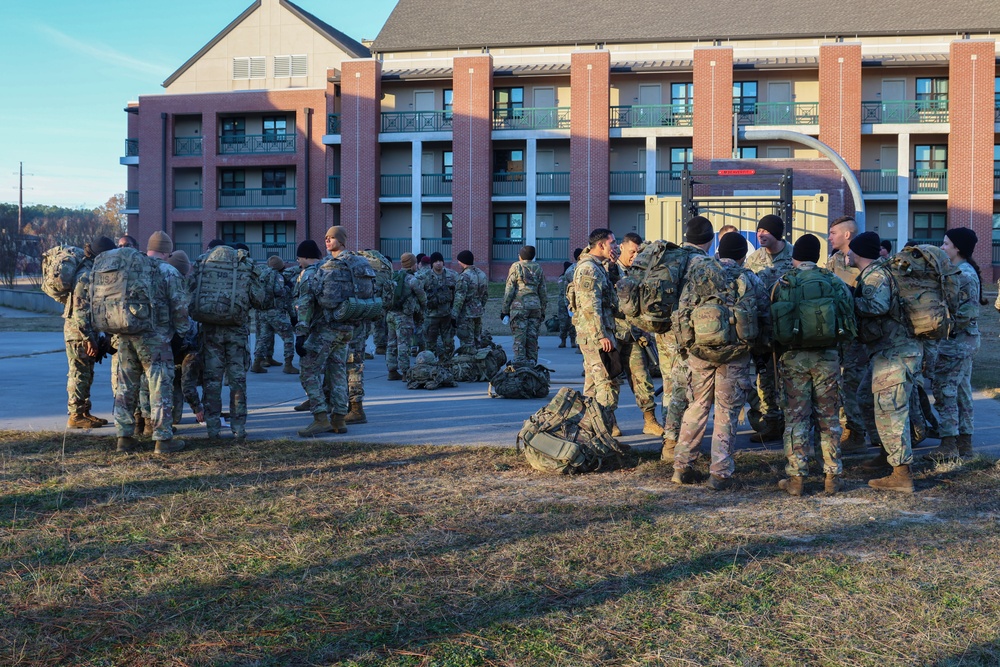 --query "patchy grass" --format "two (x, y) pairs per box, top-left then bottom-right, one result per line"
(973, 288), (999, 394)
(0, 315), (62, 333)
(2, 431), (1000, 666)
